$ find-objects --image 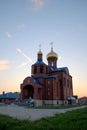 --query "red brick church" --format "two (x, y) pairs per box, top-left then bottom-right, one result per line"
(20, 44), (73, 106)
